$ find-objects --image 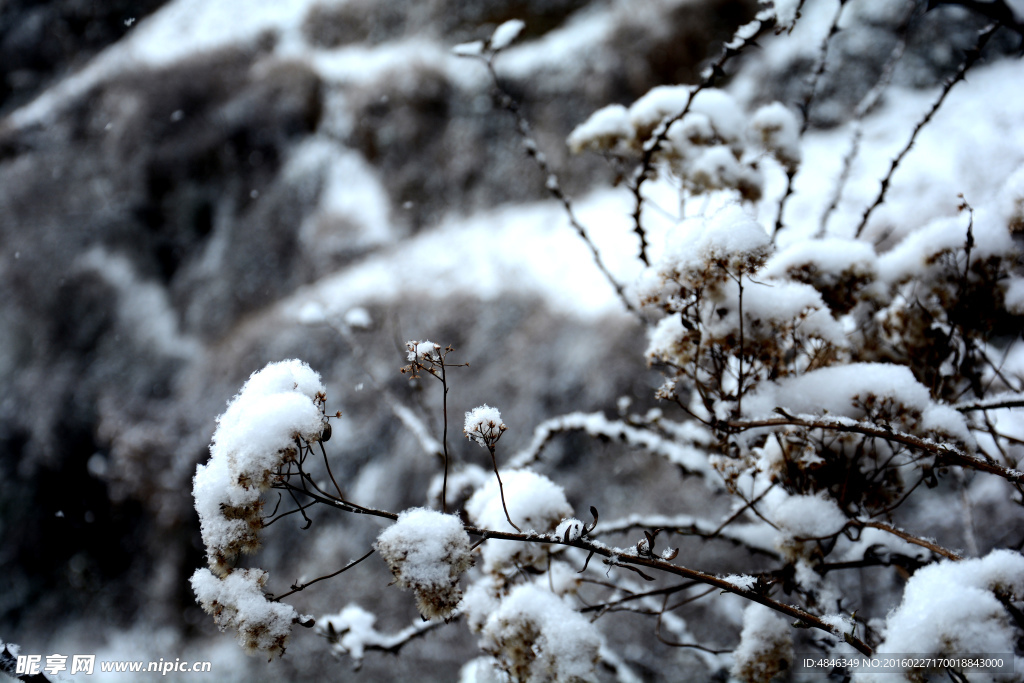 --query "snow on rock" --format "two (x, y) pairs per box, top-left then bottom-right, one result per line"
(866, 550), (1024, 677)
(741, 362), (973, 445)
(477, 583), (601, 683)
(194, 360), (326, 575)
(466, 470), (572, 573)
(375, 508), (473, 620)
(190, 568), (297, 659)
(730, 603), (794, 683)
